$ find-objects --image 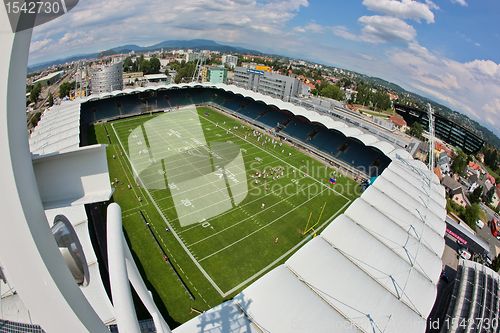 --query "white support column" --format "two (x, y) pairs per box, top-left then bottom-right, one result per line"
(0, 6), (108, 333)
(107, 203), (141, 333)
